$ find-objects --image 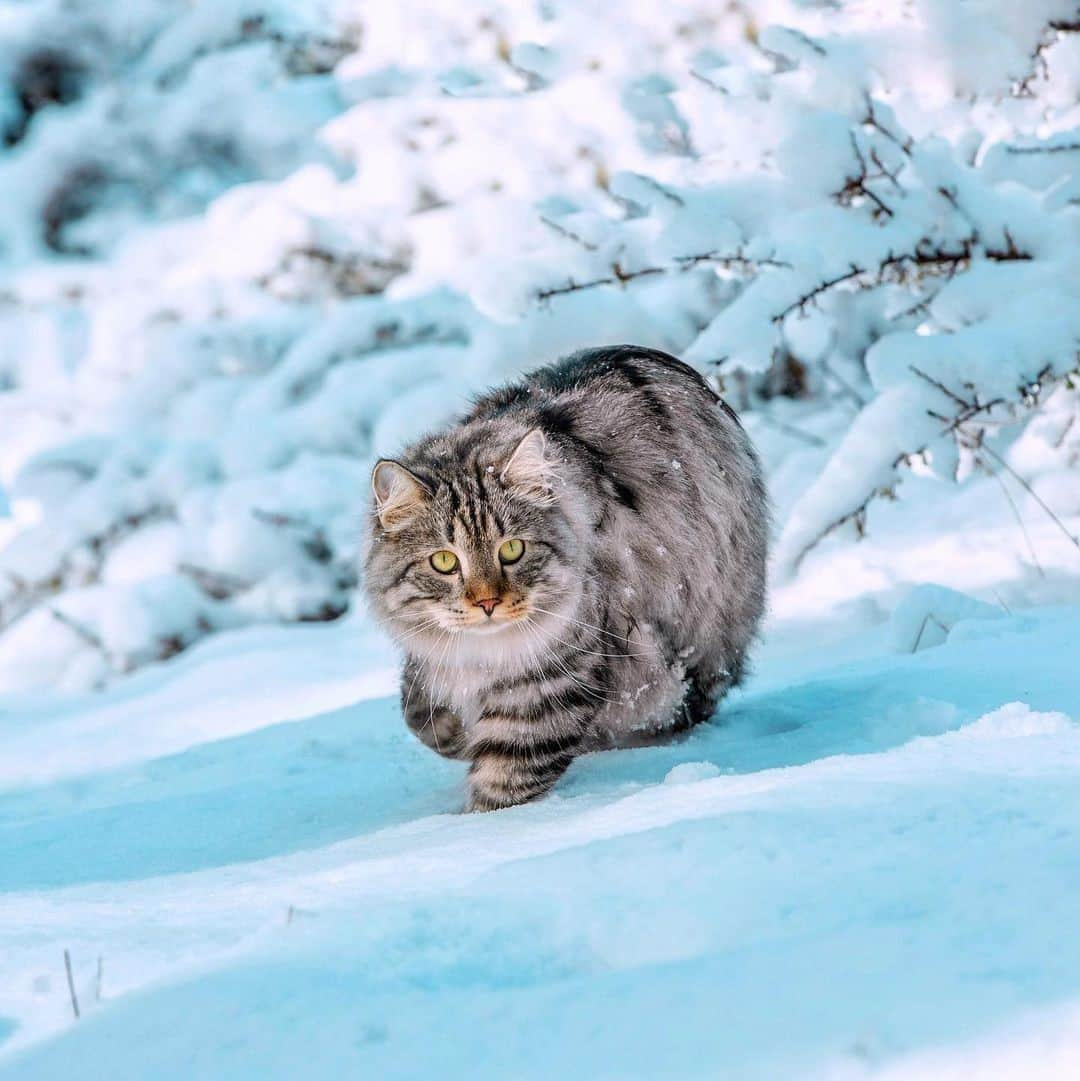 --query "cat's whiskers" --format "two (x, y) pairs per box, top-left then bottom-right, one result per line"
(399, 622), (451, 744)
(525, 614), (647, 661)
(527, 603), (663, 658)
(401, 659), (426, 728)
(393, 615), (450, 647)
(519, 616), (618, 706)
(530, 597), (636, 645)
(425, 620), (461, 754)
